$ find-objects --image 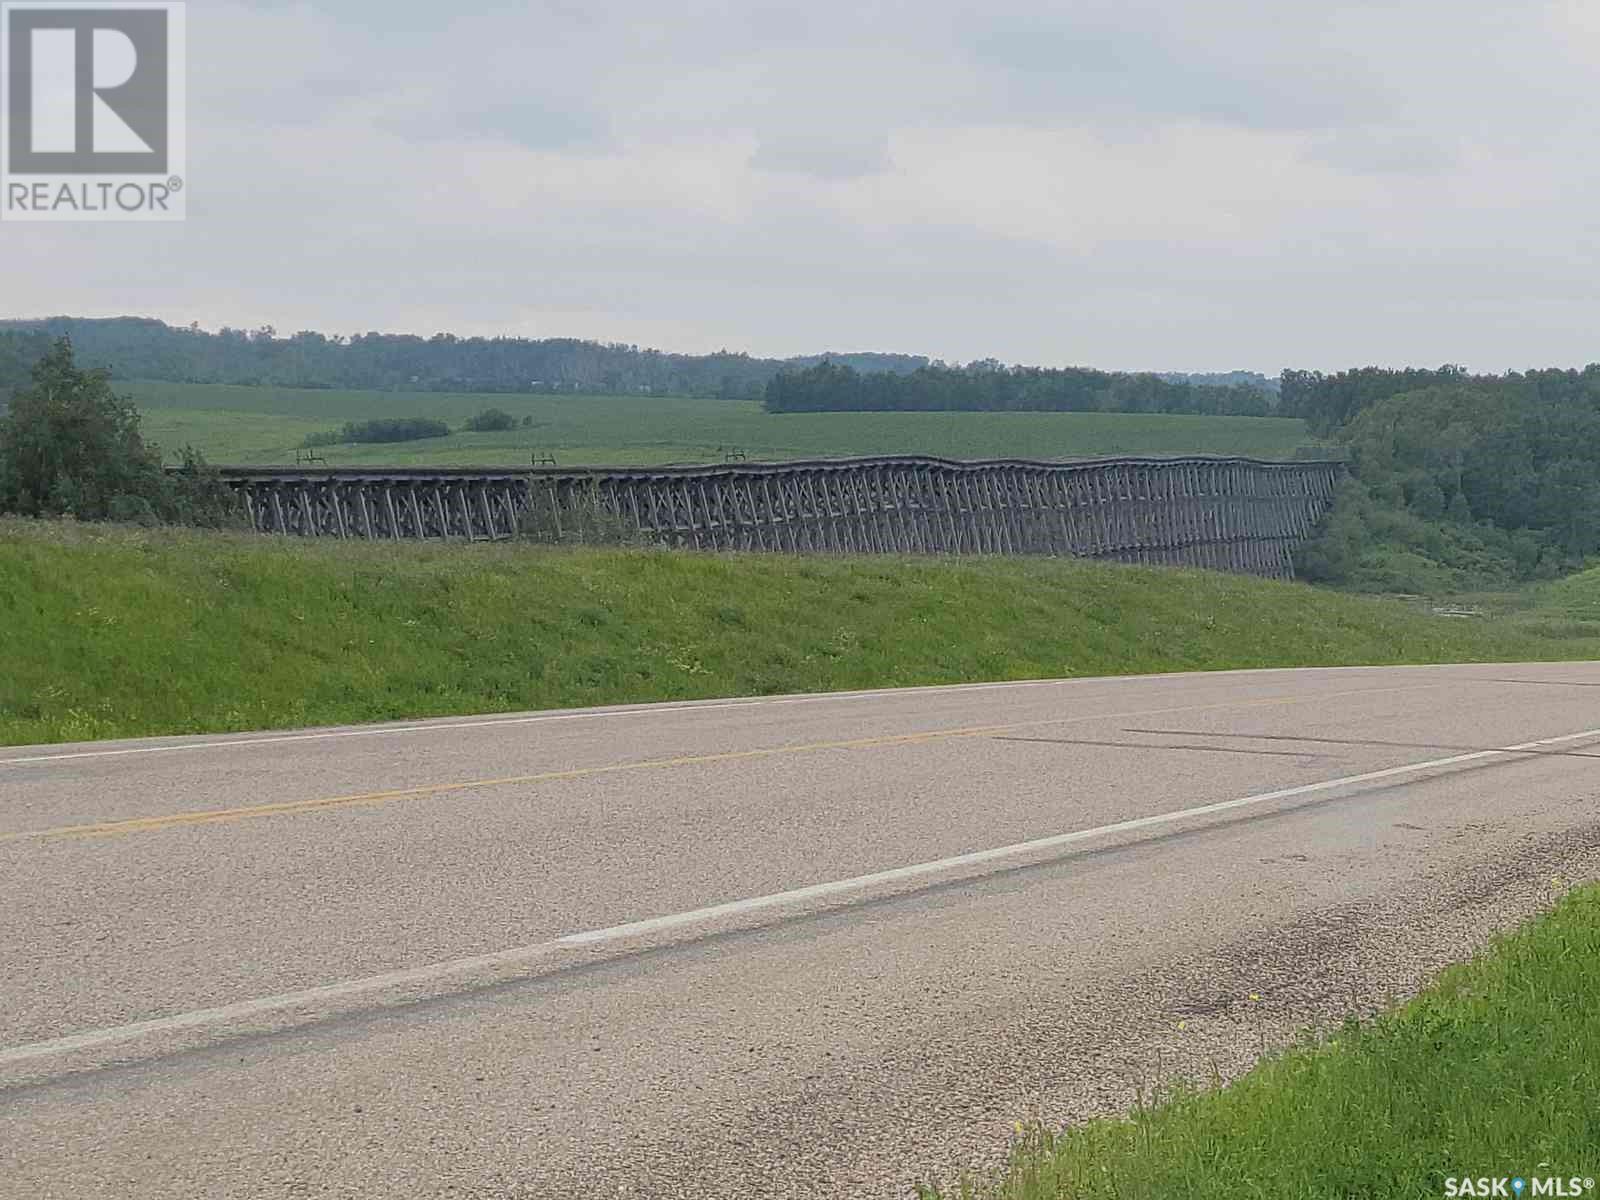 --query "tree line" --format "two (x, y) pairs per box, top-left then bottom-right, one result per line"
(764, 360), (1276, 416)
(0, 318), (929, 400)
(0, 319), (1289, 409)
